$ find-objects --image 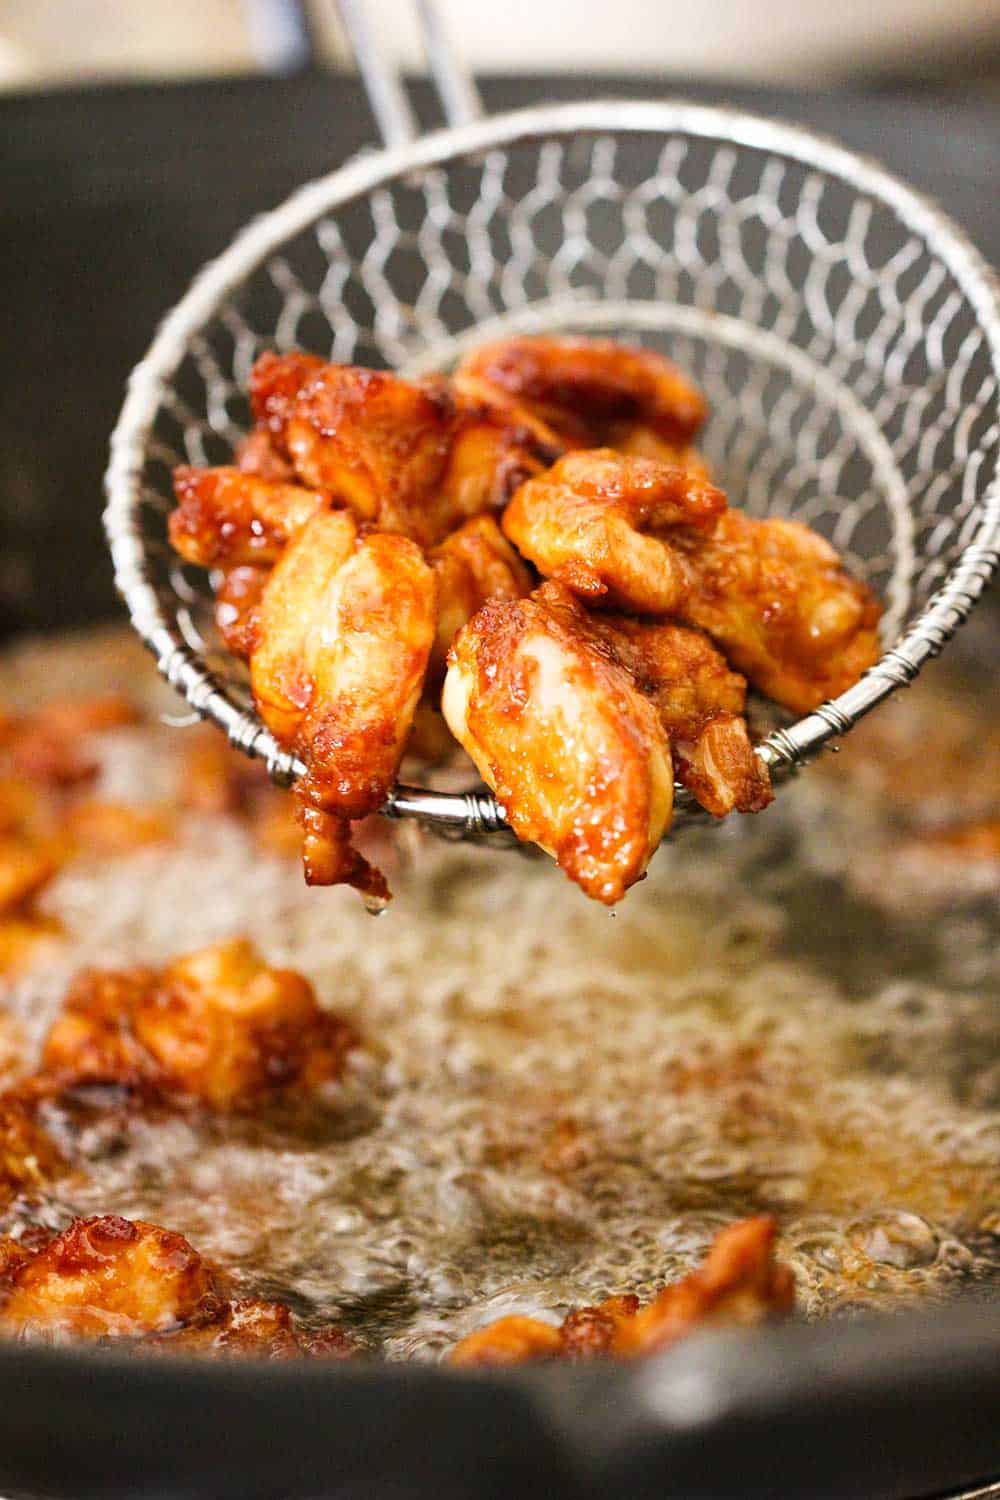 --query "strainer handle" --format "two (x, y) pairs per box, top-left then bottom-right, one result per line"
(333, 0), (483, 148)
